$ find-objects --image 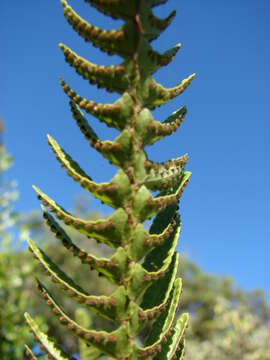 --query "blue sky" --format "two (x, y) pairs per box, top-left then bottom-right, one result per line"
(1, 0), (269, 299)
